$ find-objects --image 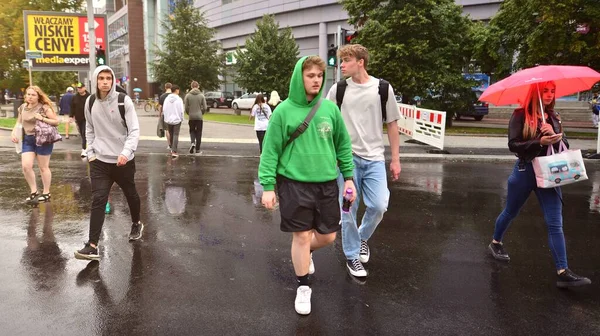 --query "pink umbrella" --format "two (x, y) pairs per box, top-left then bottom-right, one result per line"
(479, 65), (600, 106)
